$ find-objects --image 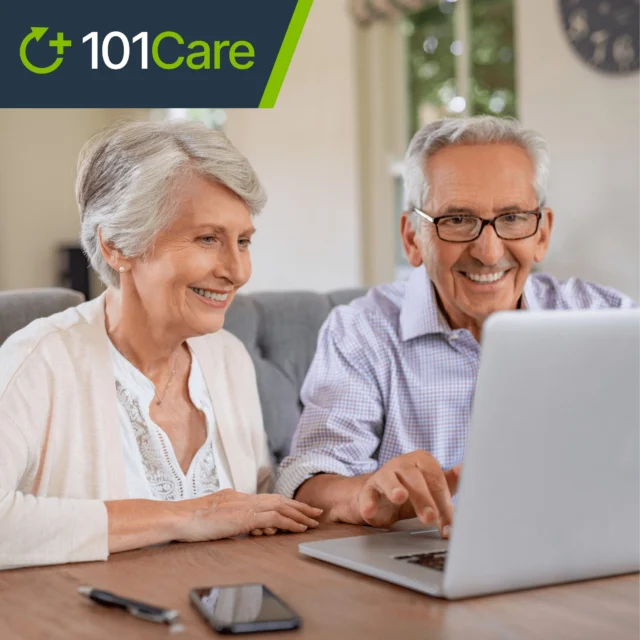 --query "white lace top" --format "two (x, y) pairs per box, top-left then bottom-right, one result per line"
(109, 341), (233, 501)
